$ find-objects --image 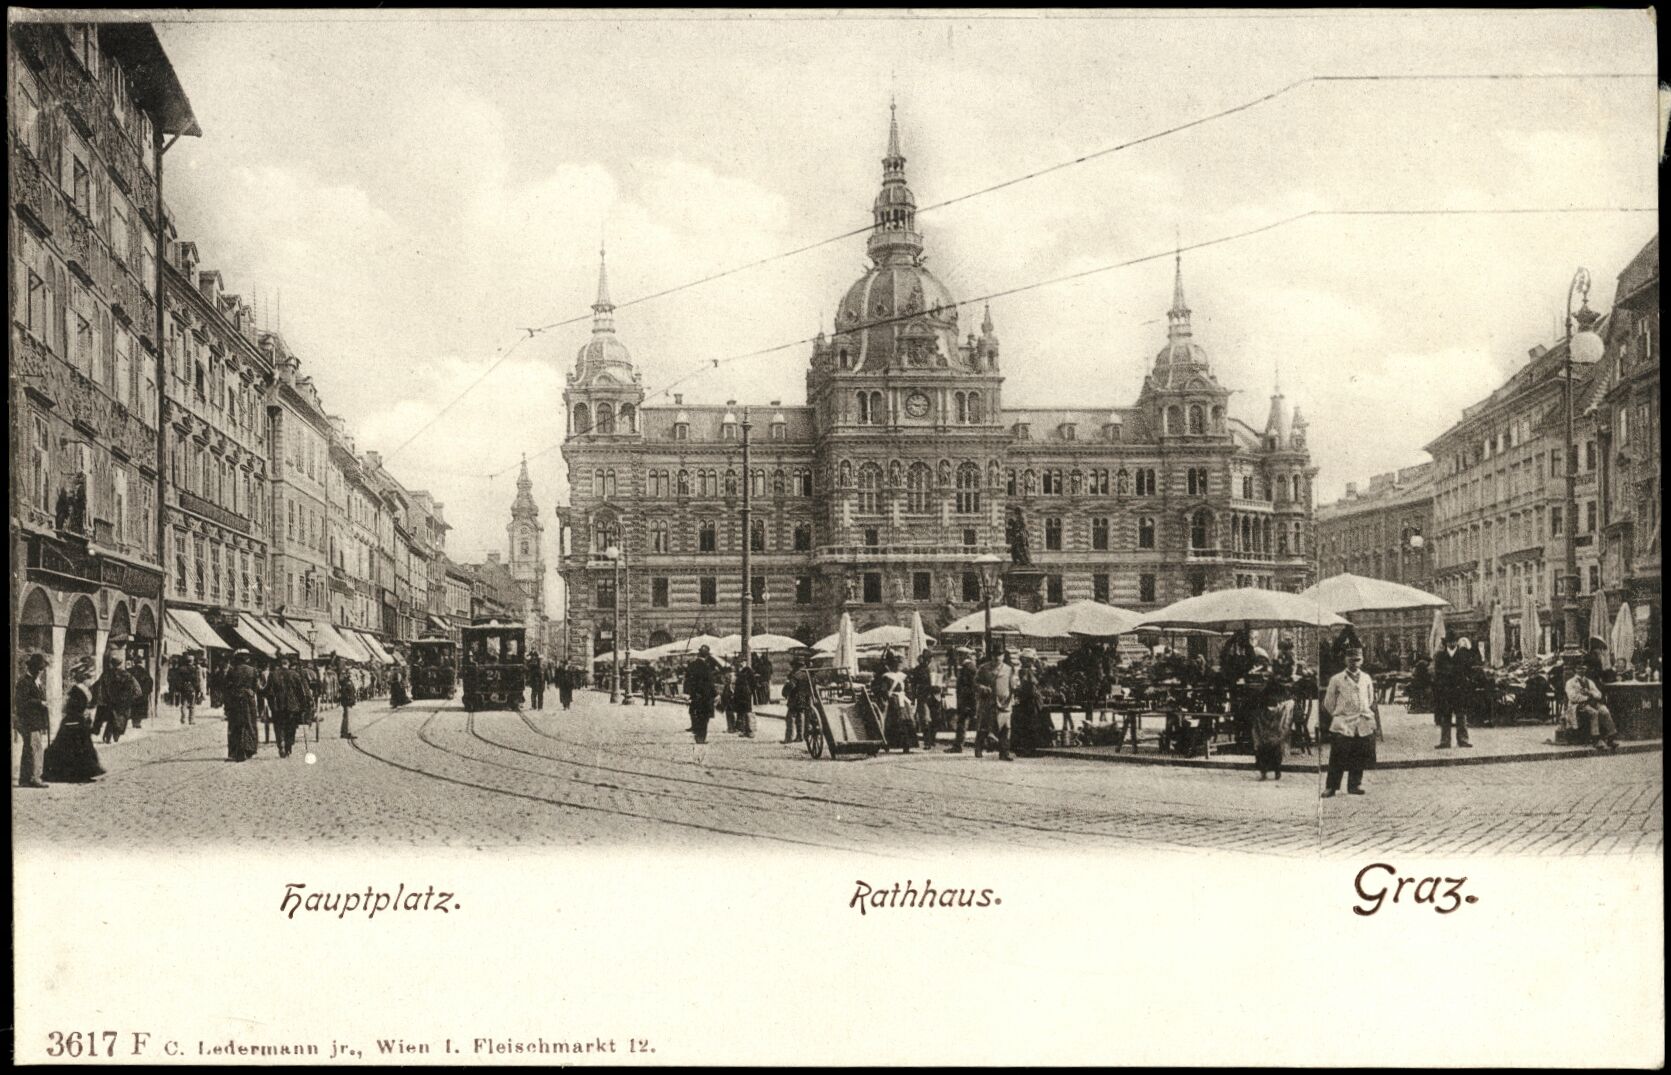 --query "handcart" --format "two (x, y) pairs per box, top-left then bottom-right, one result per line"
(803, 678), (885, 760)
